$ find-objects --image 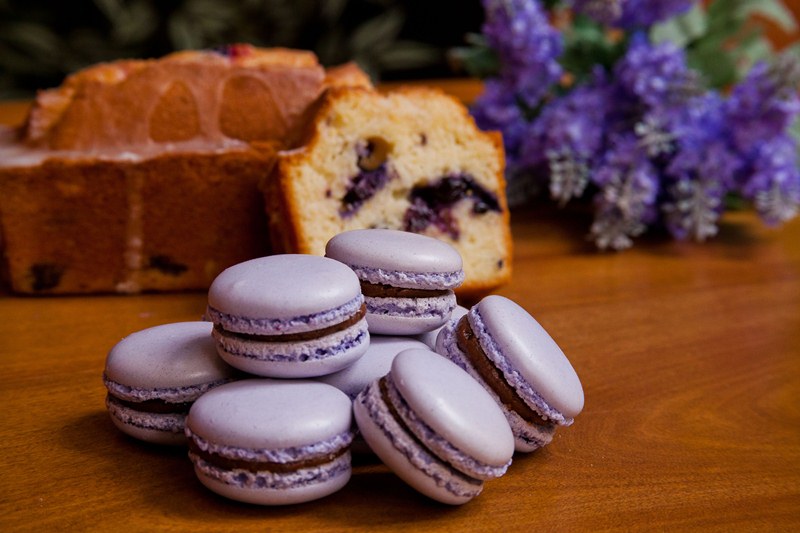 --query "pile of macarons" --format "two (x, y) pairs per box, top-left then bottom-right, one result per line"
(103, 228), (584, 506)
